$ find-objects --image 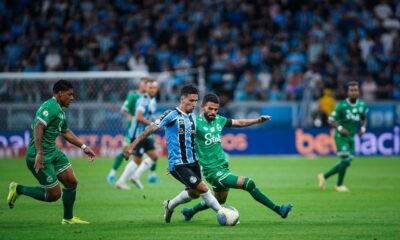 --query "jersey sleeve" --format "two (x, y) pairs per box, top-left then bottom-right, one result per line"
(153, 110), (177, 128)
(36, 104), (57, 127)
(61, 117), (69, 133)
(135, 96), (147, 115)
(328, 103), (342, 122)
